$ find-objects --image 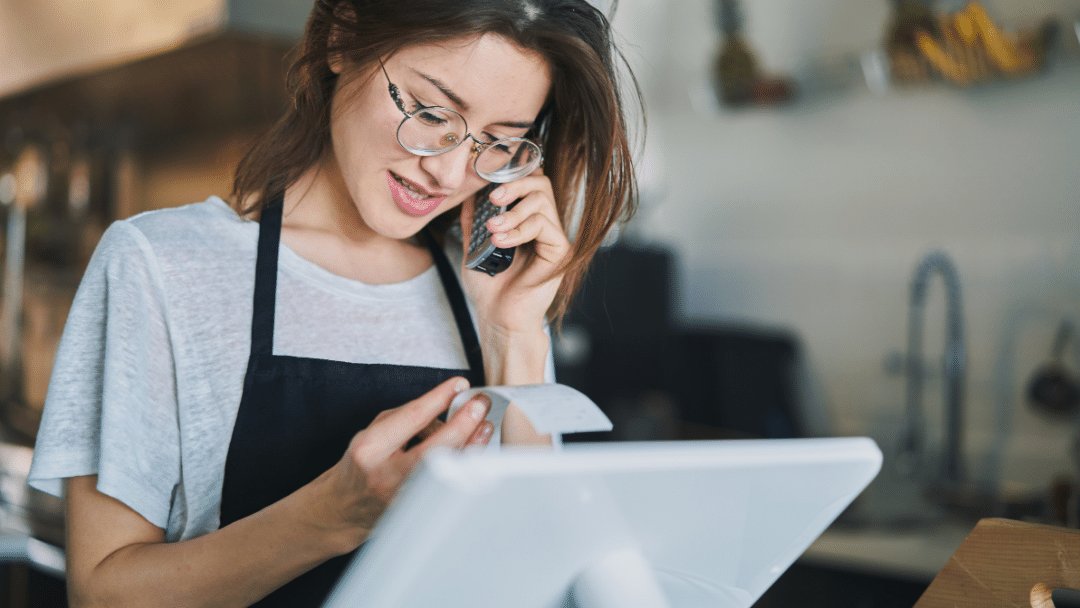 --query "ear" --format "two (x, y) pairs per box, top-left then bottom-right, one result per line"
(327, 1), (357, 74)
